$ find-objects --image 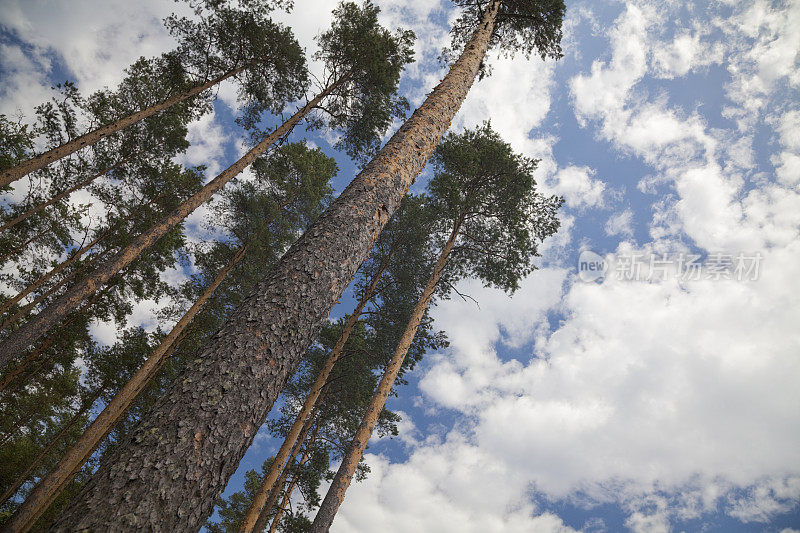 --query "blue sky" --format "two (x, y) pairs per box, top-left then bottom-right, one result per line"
(1, 0), (799, 531)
